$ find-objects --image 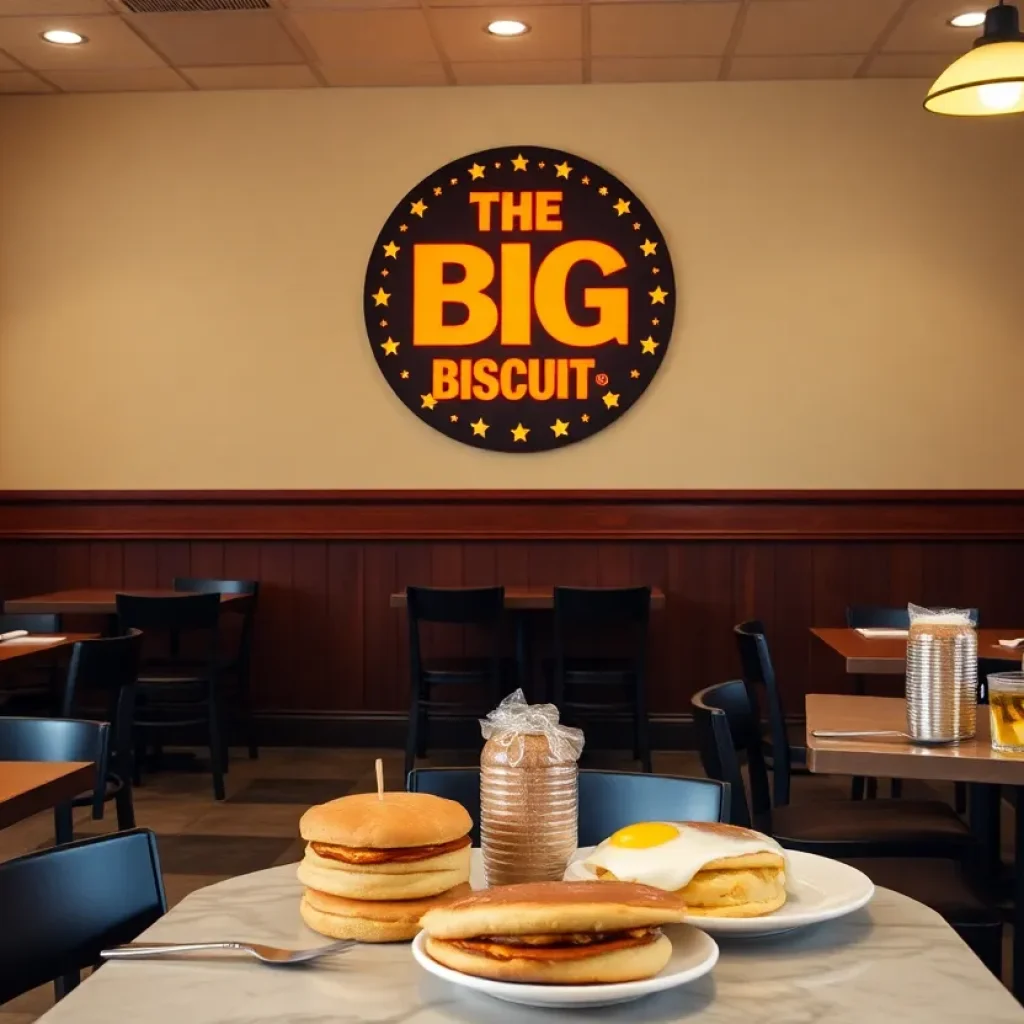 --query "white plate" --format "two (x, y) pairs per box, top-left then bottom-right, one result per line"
(565, 848), (874, 937)
(411, 925), (718, 1009)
